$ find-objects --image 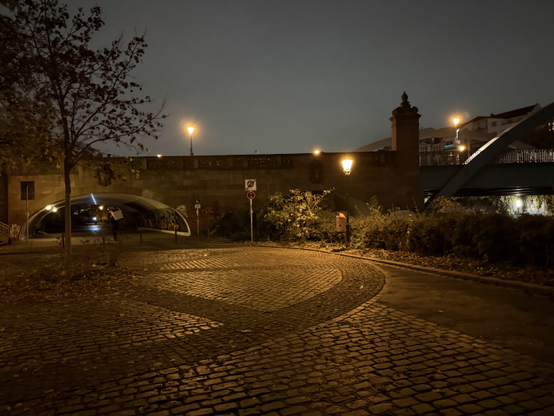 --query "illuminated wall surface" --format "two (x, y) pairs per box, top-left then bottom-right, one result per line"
(3, 150), (421, 227)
